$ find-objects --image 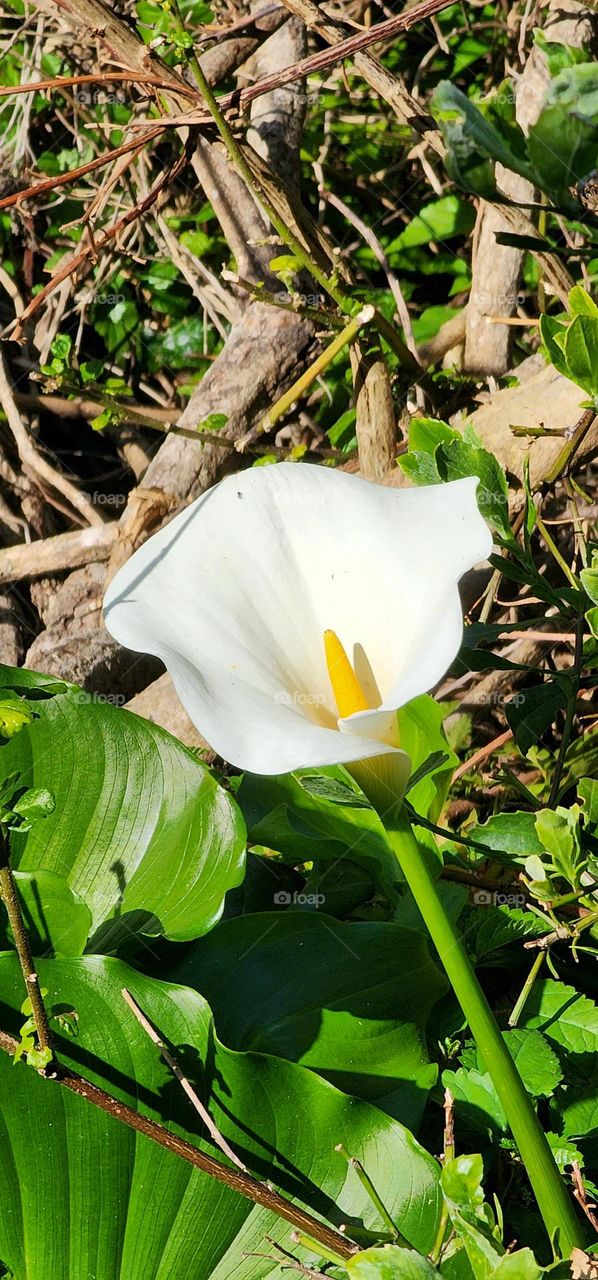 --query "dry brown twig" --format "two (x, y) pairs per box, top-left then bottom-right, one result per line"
(0, 348), (104, 526)
(121, 987), (249, 1174)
